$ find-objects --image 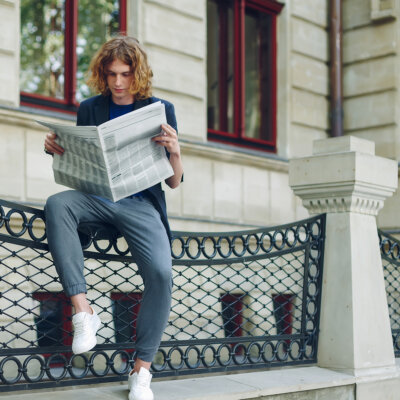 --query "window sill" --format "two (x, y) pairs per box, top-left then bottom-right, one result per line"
(0, 103), (77, 122)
